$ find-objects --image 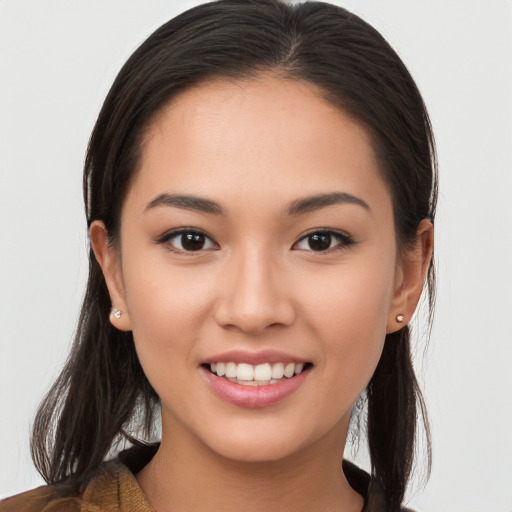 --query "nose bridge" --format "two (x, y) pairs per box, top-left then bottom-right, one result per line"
(215, 243), (294, 333)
